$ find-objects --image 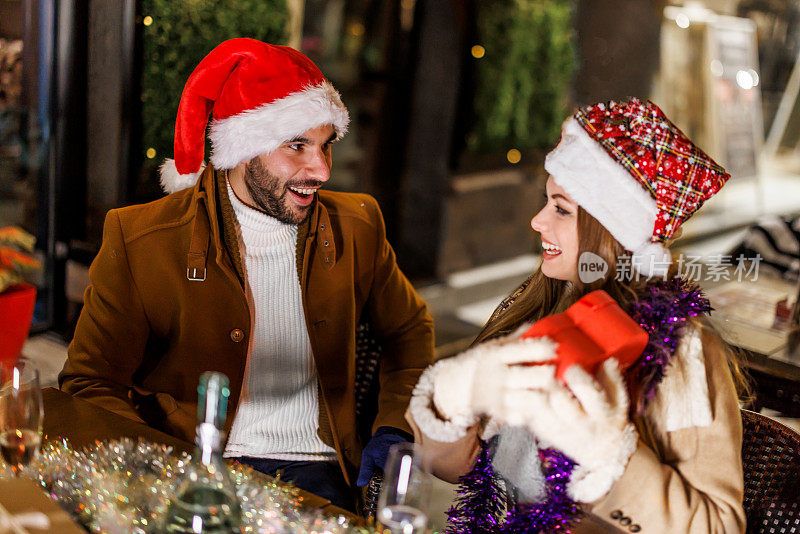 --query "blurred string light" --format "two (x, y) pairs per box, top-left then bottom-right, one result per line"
(146, 148), (156, 159)
(143, 15), (153, 26)
(507, 149), (521, 164)
(675, 13), (690, 29)
(400, 0), (416, 32)
(348, 22), (364, 37)
(471, 45), (485, 59)
(736, 69), (757, 90)
(710, 60), (723, 77)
